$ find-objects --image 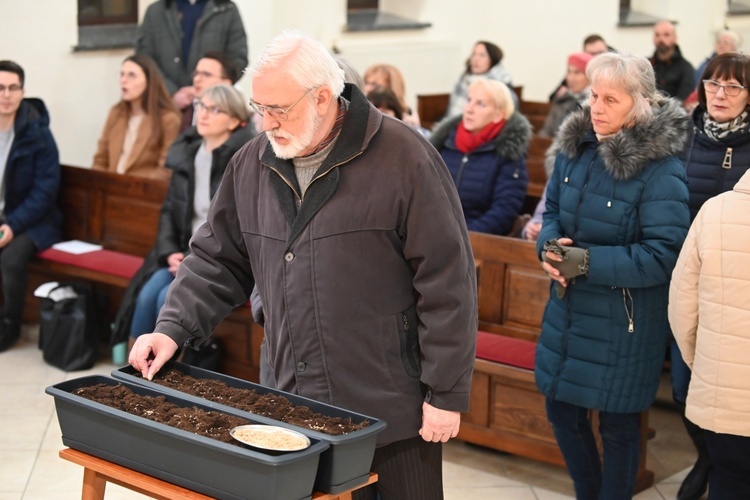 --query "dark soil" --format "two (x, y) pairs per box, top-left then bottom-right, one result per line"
(147, 368), (369, 436)
(73, 384), (249, 445)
